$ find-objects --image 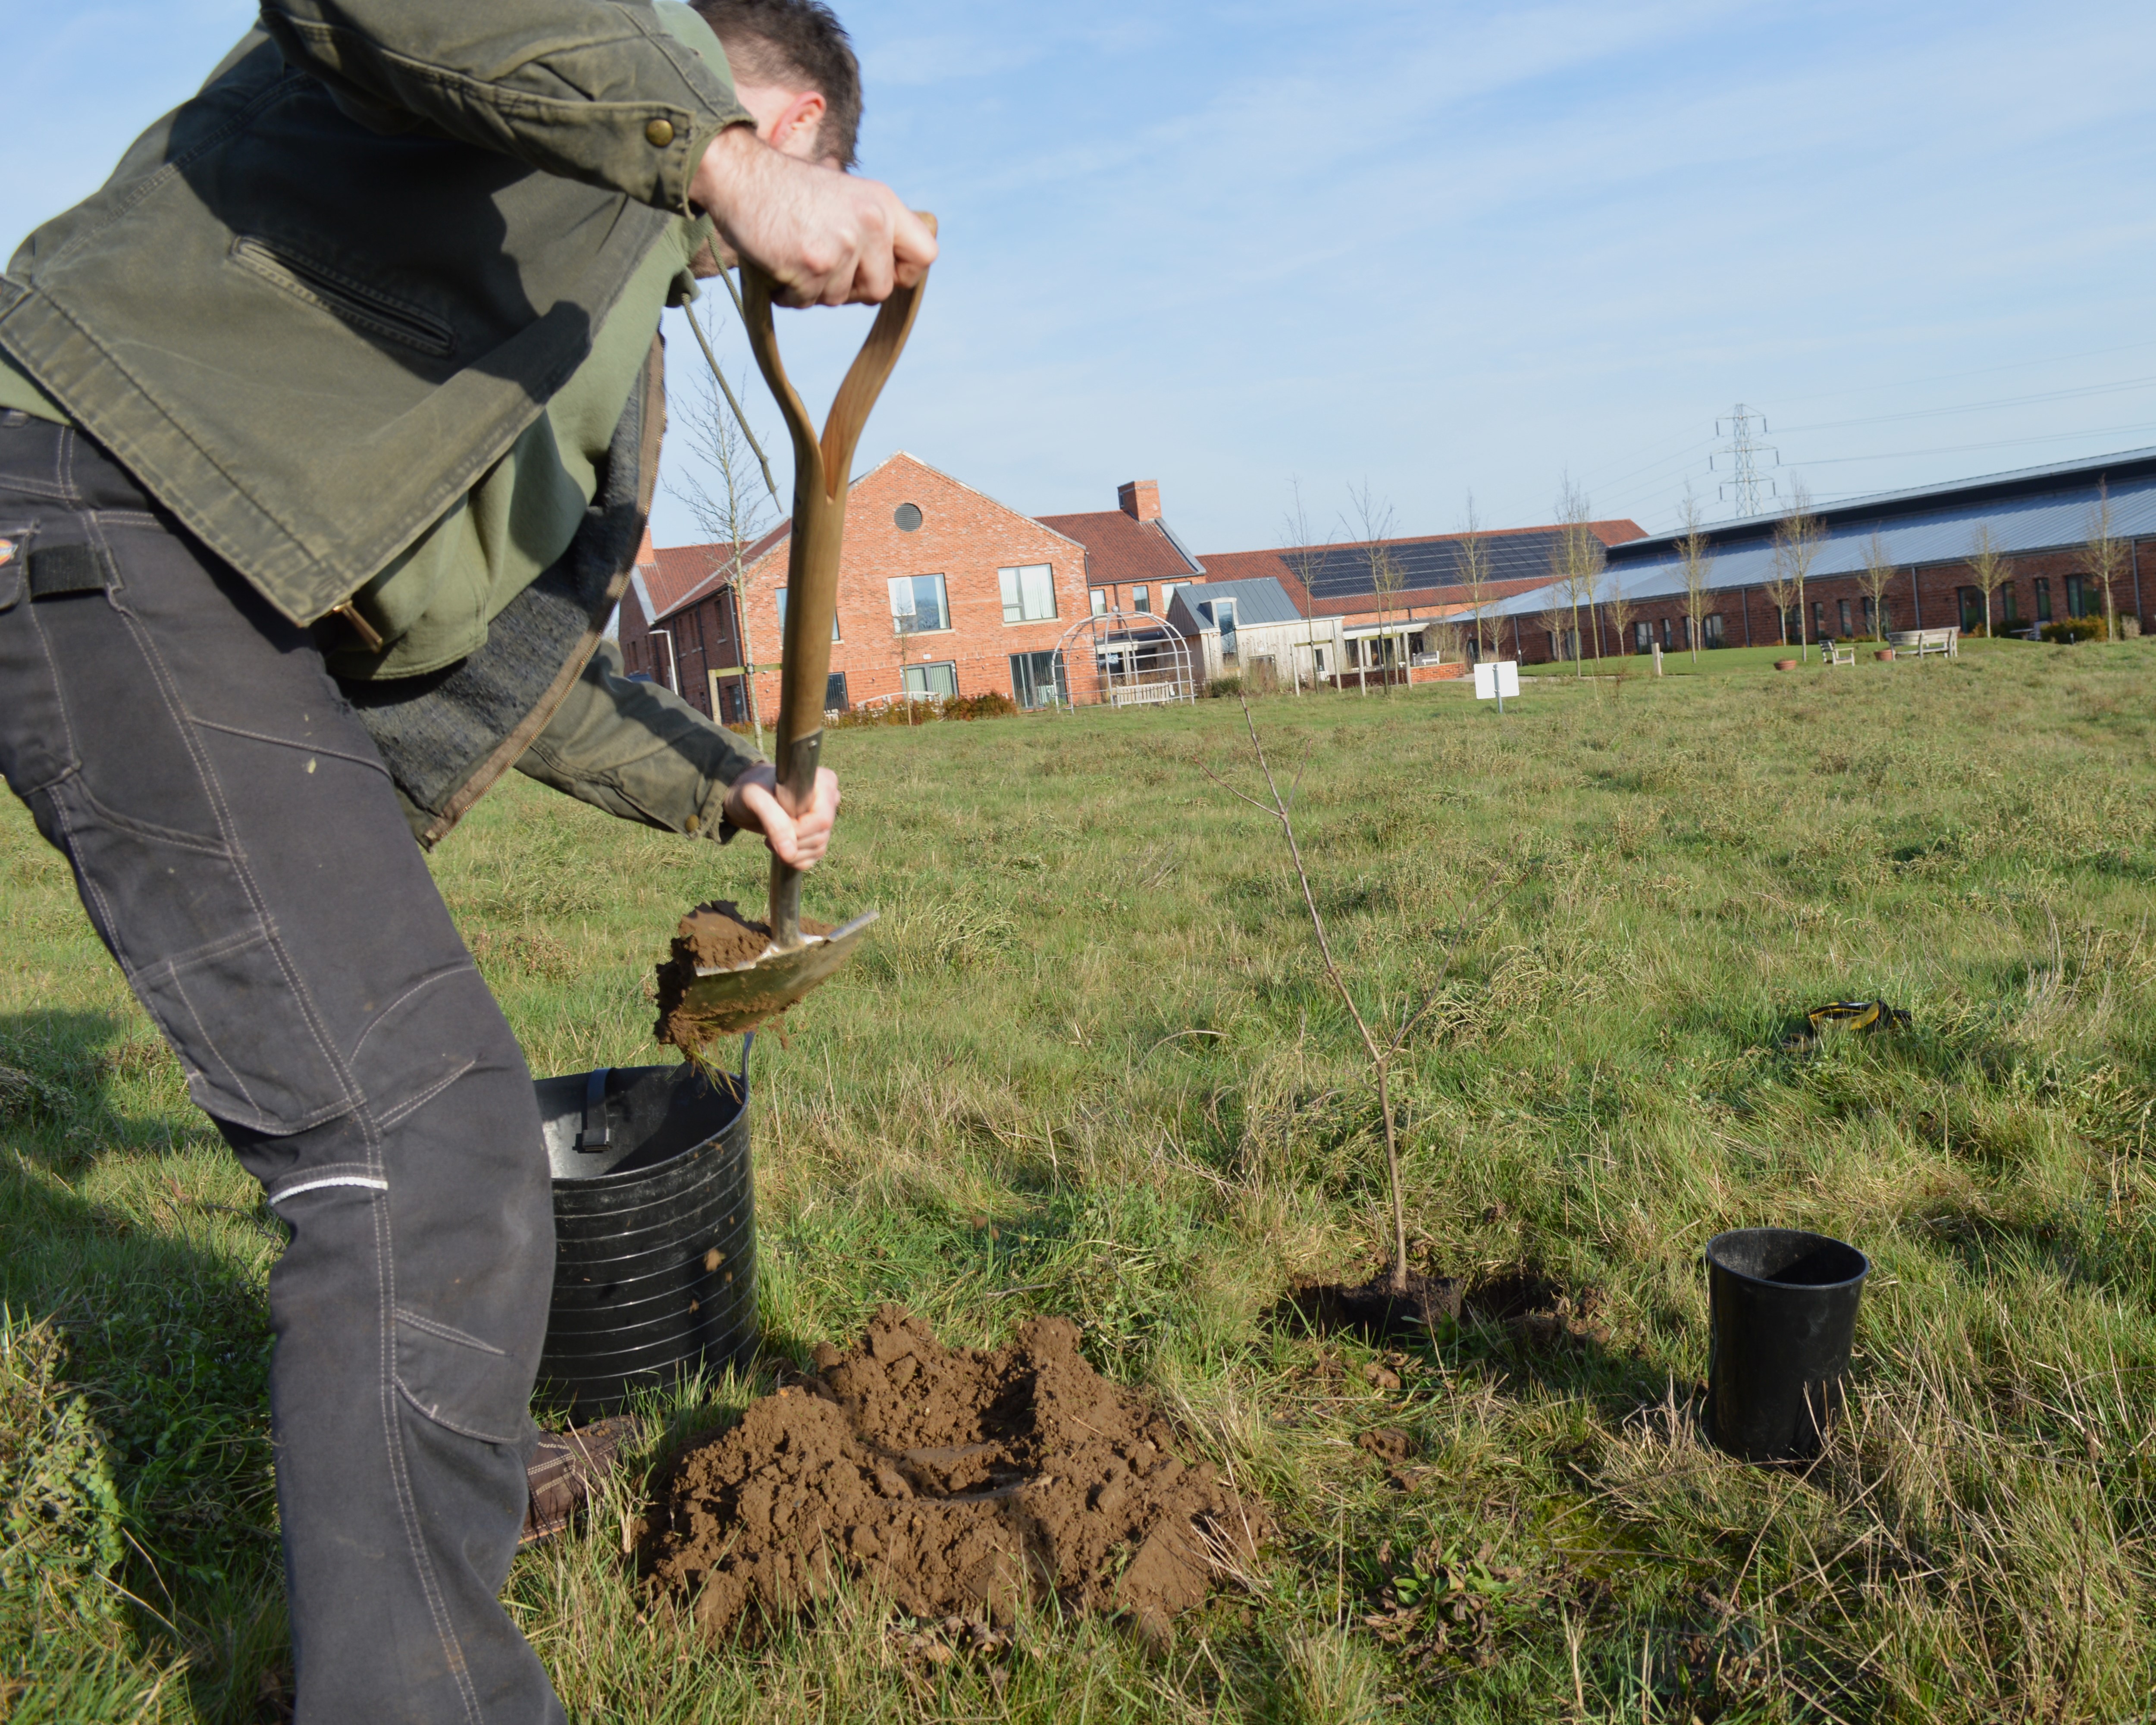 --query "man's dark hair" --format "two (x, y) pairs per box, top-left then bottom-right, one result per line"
(692, 0), (862, 169)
